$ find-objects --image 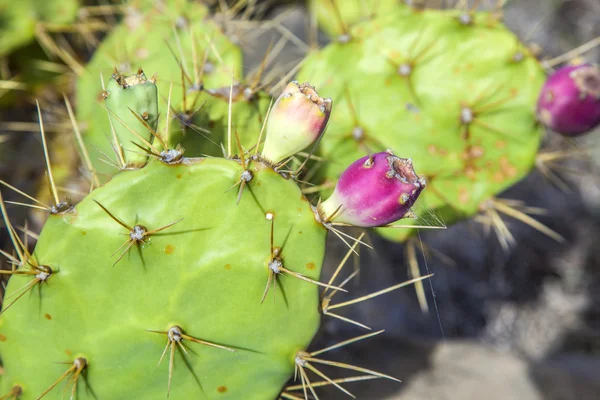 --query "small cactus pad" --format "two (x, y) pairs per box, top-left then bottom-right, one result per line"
(298, 7), (546, 241)
(0, 158), (327, 399)
(105, 69), (159, 167)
